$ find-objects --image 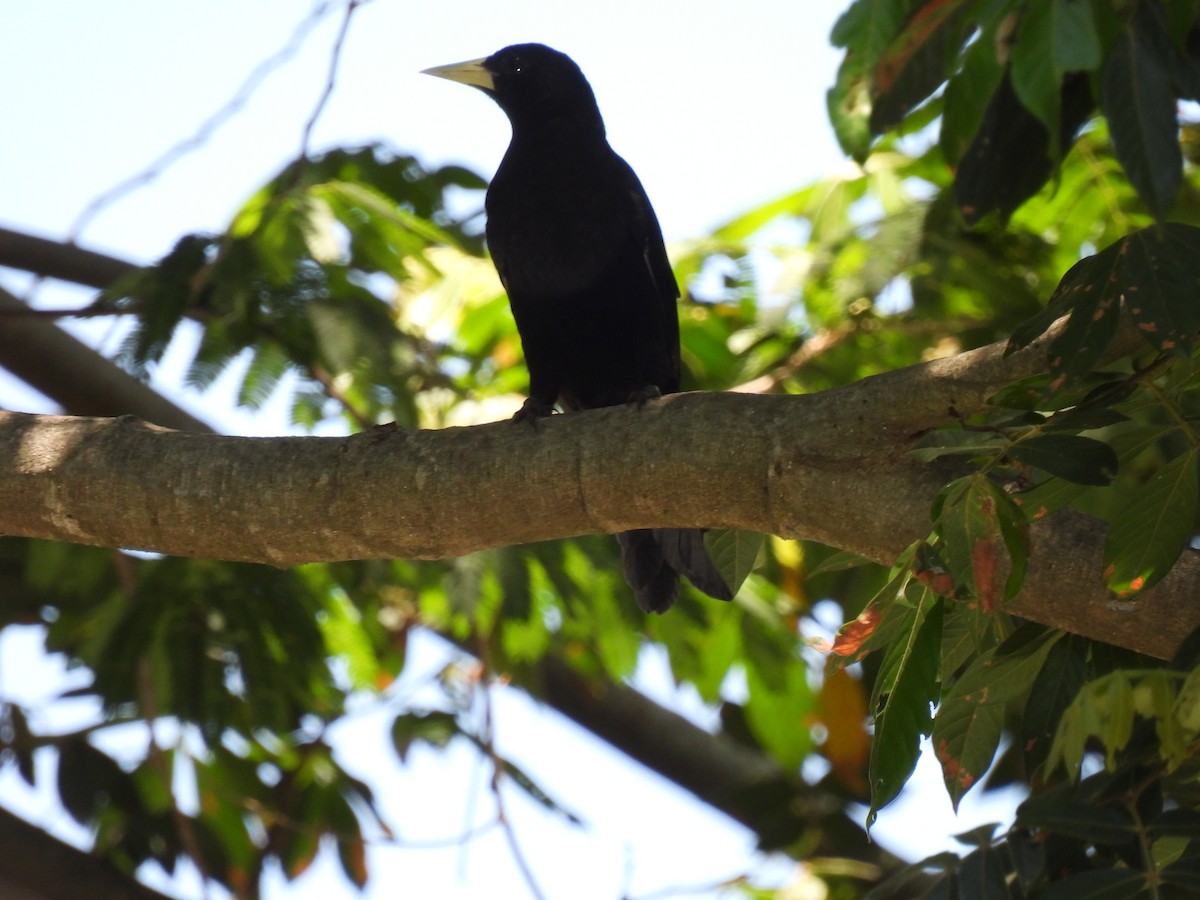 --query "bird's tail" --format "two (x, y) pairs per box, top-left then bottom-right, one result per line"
(616, 528), (733, 614)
